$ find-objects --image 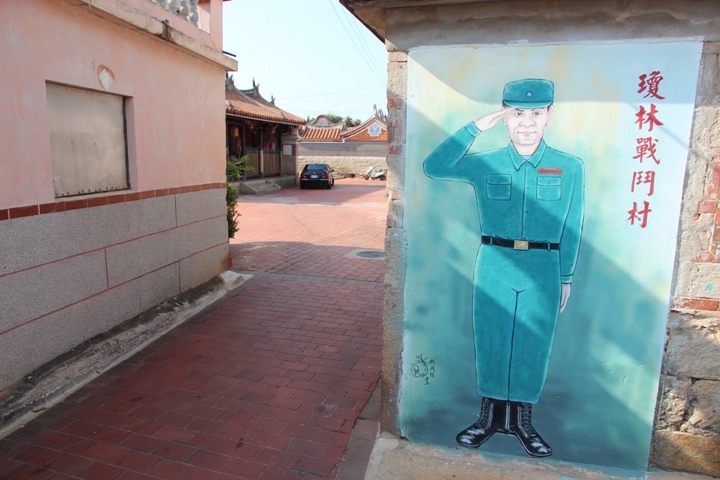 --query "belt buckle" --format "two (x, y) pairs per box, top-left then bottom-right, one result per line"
(514, 240), (529, 250)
